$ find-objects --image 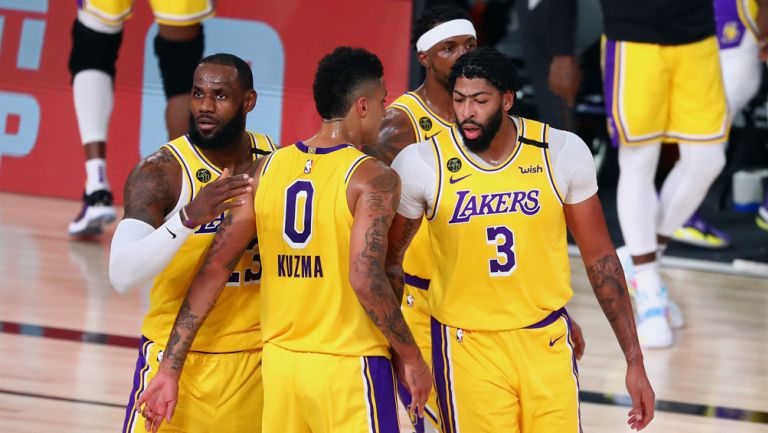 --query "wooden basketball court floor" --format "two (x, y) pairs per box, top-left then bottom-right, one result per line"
(0, 191), (766, 433)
